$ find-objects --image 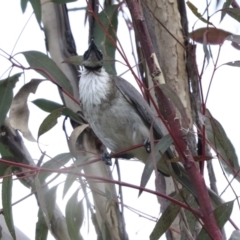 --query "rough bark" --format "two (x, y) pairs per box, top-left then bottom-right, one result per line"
(41, 2), (128, 239)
